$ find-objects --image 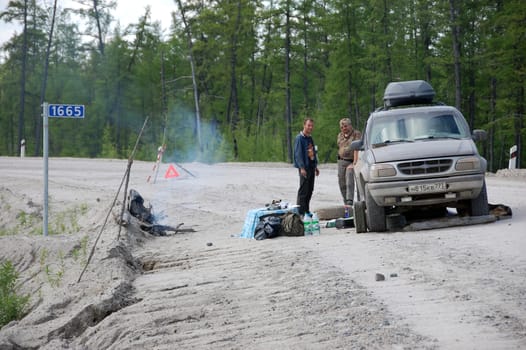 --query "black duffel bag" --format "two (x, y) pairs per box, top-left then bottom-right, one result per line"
(254, 215), (282, 240)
